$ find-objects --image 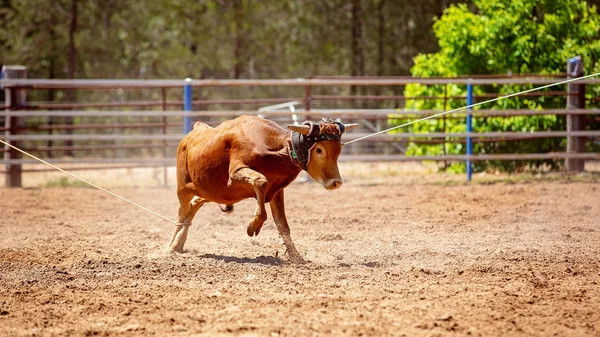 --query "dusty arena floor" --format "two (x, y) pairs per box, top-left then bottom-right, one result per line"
(1, 173), (599, 336)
